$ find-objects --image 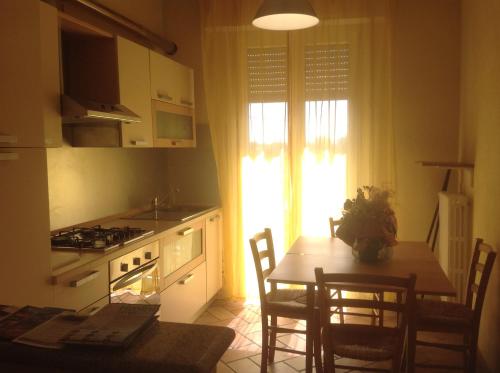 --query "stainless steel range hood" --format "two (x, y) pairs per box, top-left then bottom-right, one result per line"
(61, 95), (141, 124)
